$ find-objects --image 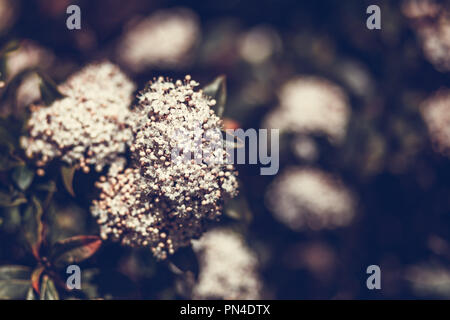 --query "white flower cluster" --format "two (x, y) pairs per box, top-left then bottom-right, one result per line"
(21, 61), (136, 174)
(6, 40), (54, 79)
(402, 0), (450, 72)
(421, 89), (450, 158)
(91, 76), (238, 259)
(192, 228), (262, 300)
(406, 263), (450, 298)
(263, 77), (351, 143)
(266, 167), (356, 230)
(238, 26), (281, 64)
(402, 0), (441, 20)
(117, 8), (199, 72)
